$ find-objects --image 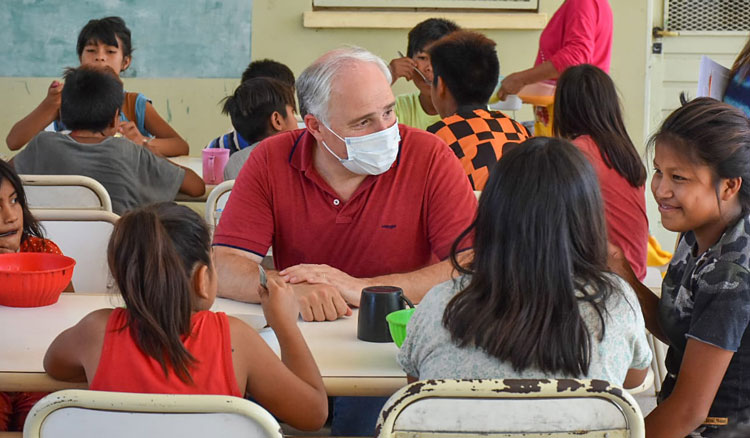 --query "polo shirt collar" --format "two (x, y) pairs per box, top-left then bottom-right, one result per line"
(289, 130), (312, 172)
